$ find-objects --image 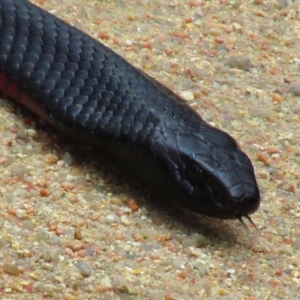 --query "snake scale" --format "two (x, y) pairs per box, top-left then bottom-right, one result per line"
(0, 0), (260, 223)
